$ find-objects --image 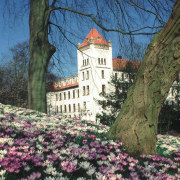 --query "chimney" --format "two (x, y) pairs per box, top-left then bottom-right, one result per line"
(117, 56), (122, 59)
